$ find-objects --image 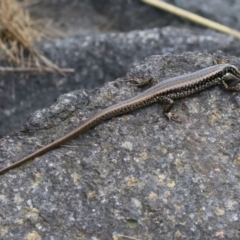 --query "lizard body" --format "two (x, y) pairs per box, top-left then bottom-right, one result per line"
(1, 63), (240, 174)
